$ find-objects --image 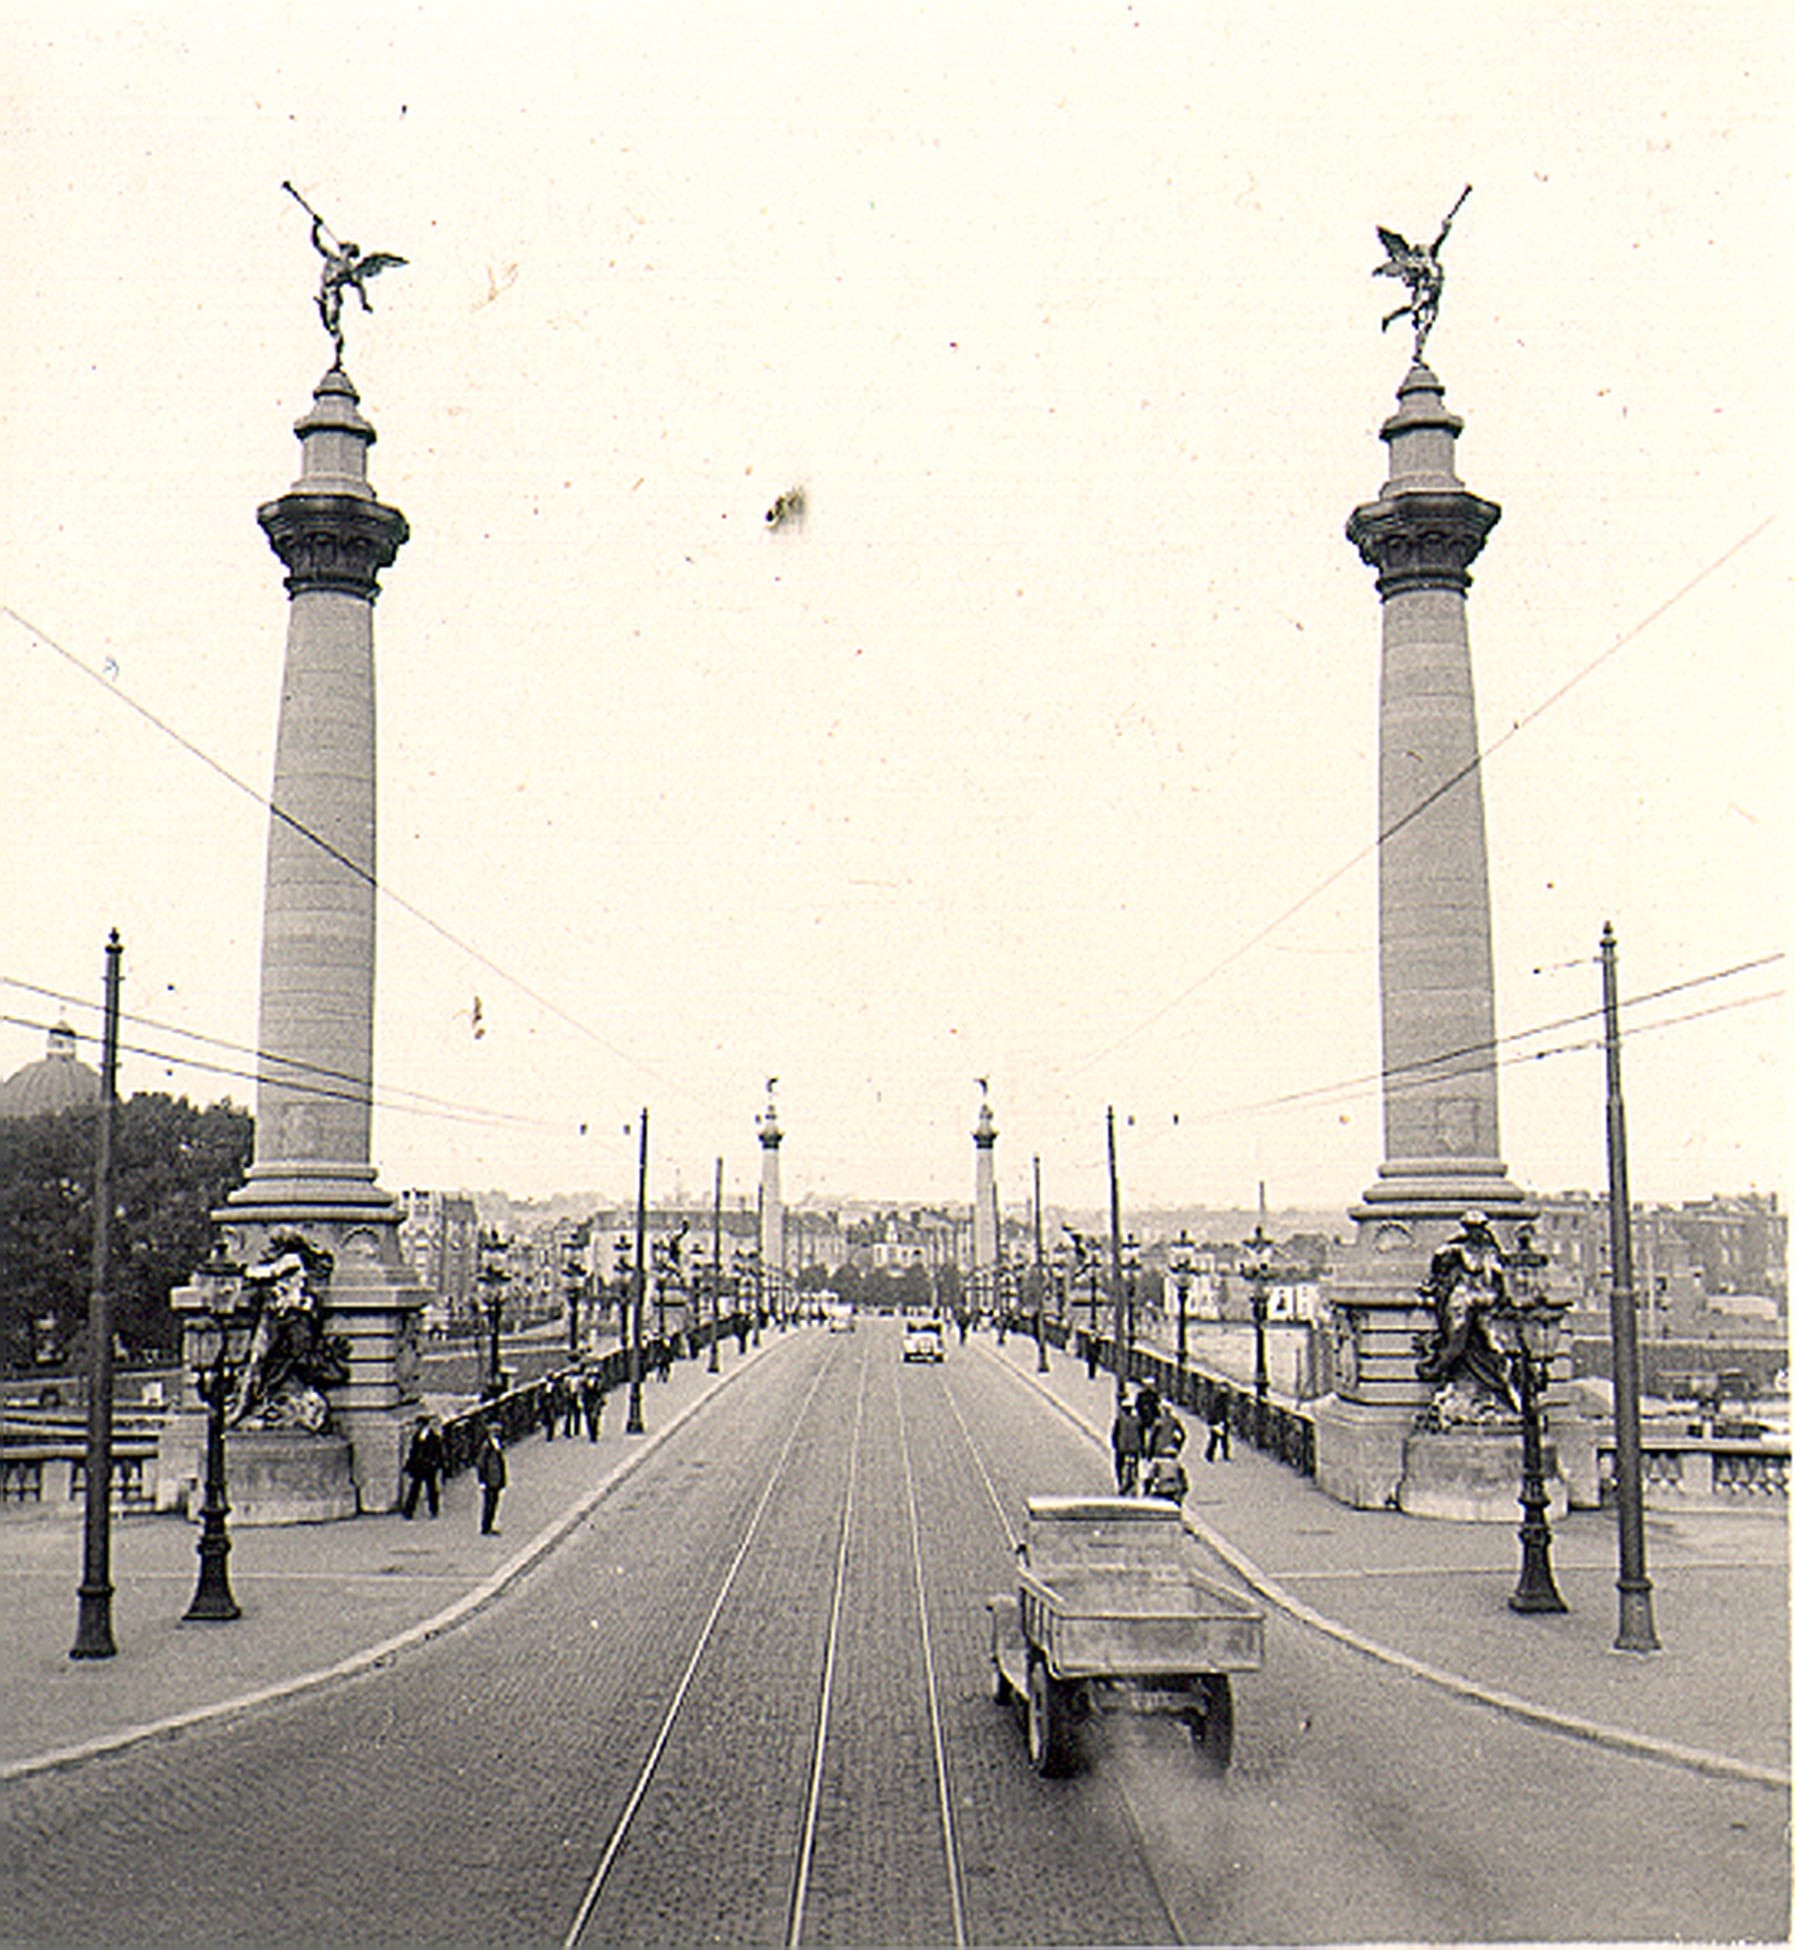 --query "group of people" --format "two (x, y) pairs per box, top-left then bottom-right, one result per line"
(400, 1364), (613, 1537)
(537, 1368), (608, 1444)
(1109, 1383), (1190, 1501)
